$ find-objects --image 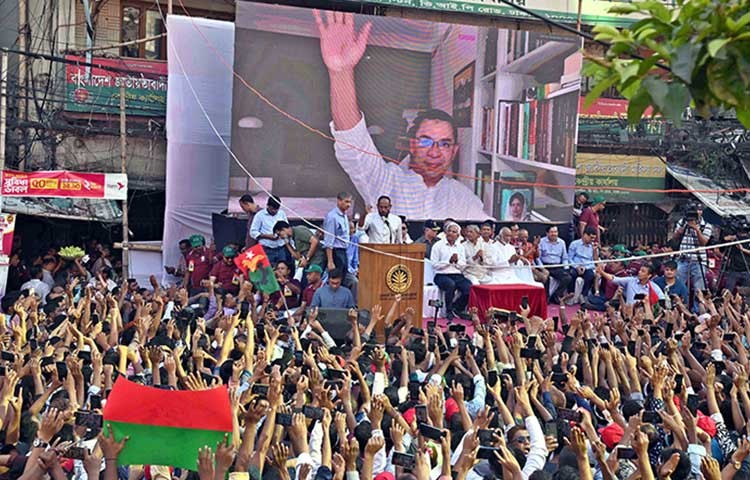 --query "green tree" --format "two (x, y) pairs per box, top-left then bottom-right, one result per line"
(584, 0), (750, 128)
